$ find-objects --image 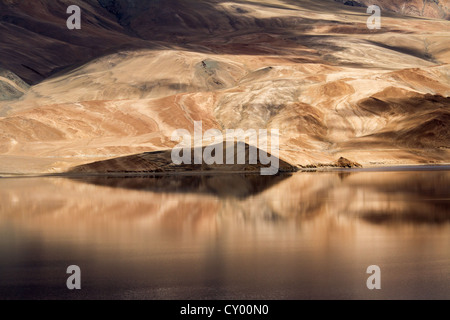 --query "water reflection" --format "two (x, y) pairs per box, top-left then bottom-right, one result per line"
(0, 170), (449, 299)
(70, 170), (450, 225)
(69, 174), (292, 198)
